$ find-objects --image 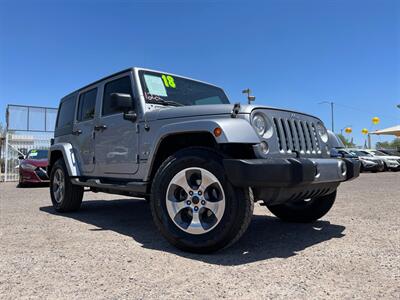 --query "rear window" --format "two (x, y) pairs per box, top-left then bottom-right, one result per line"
(56, 95), (76, 128)
(77, 88), (97, 122)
